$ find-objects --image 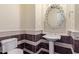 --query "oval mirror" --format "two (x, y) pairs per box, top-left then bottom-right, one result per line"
(45, 4), (65, 29)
